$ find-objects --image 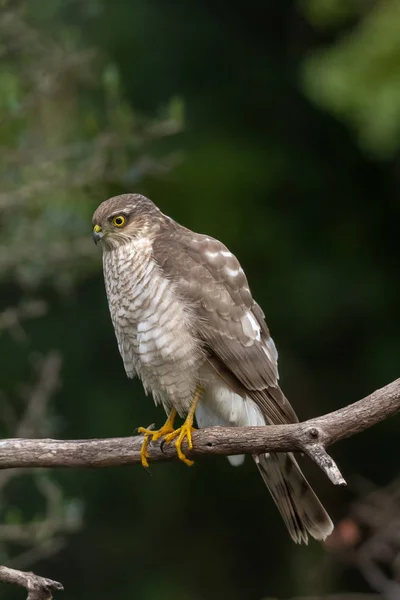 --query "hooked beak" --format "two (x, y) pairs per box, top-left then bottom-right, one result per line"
(93, 224), (104, 245)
